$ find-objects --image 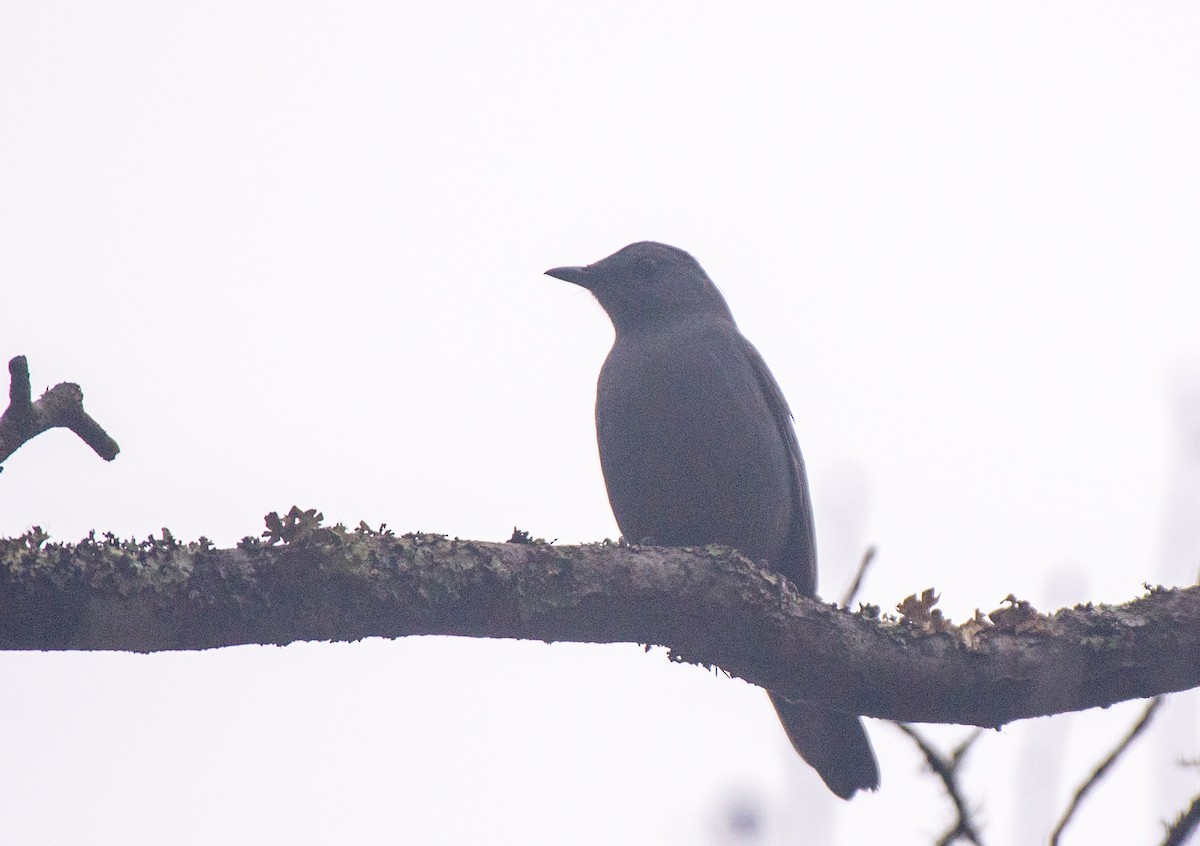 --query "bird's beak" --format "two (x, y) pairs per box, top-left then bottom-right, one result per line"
(545, 265), (592, 289)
